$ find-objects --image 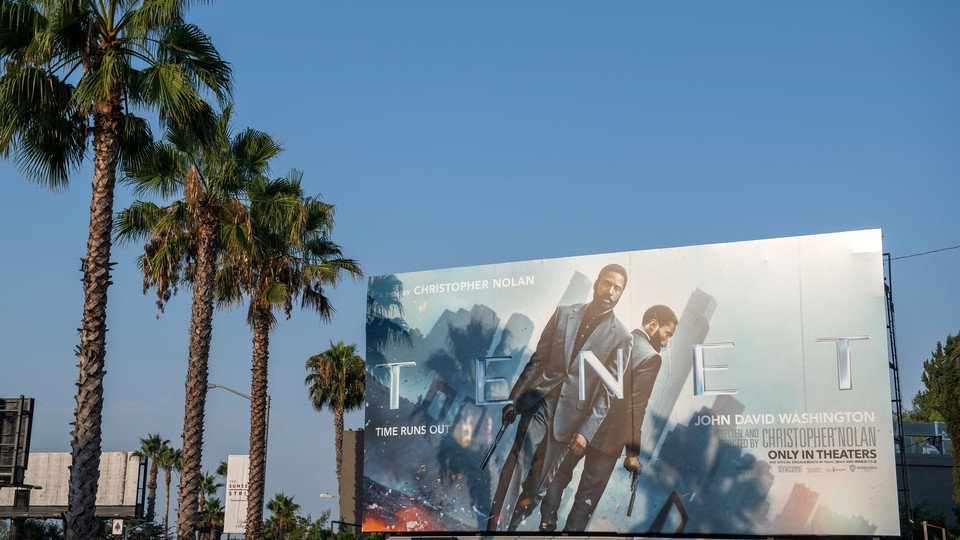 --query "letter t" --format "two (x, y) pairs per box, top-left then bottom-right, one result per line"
(377, 362), (416, 409)
(817, 336), (870, 390)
